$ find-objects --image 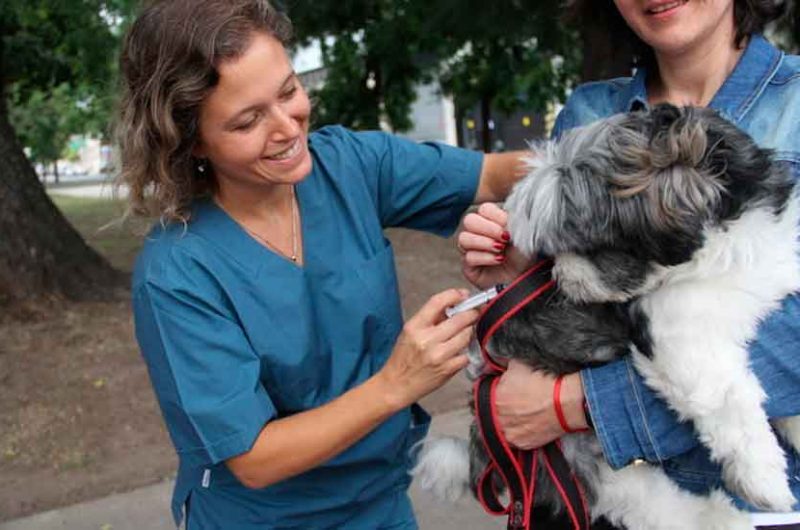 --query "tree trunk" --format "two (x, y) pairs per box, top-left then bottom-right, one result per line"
(0, 100), (124, 310)
(579, 17), (633, 82)
(53, 160), (59, 185)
